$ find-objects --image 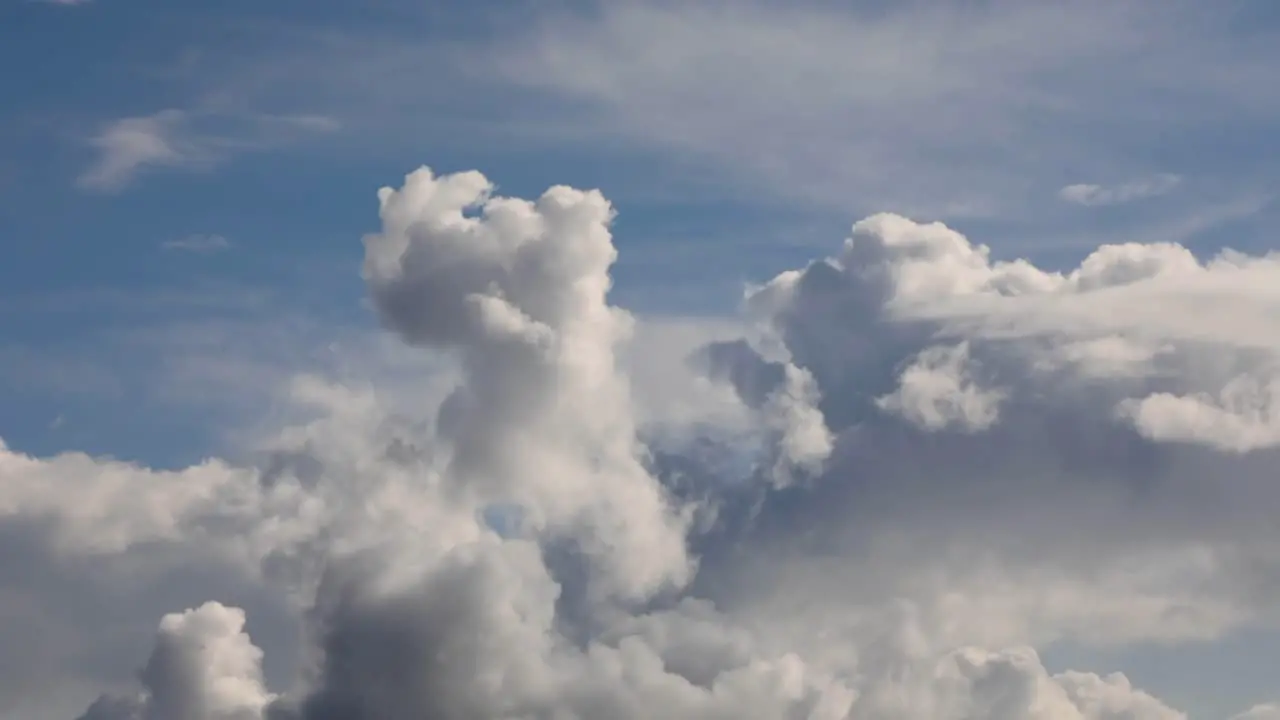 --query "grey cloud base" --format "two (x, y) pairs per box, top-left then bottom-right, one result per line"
(1, 167), (1275, 718)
